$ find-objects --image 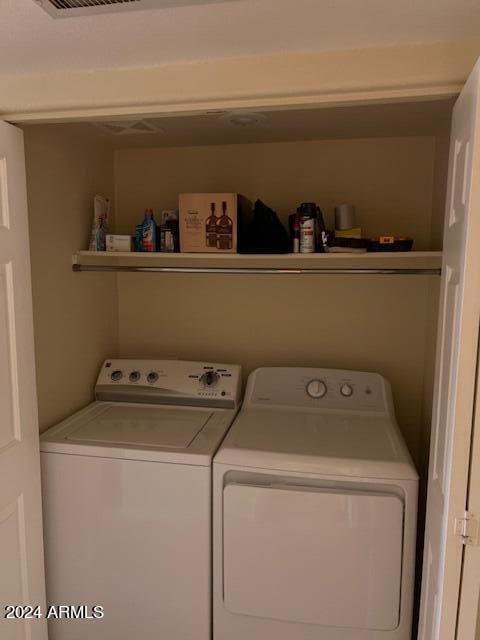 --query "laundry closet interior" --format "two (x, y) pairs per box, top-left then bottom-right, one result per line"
(21, 93), (455, 608)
